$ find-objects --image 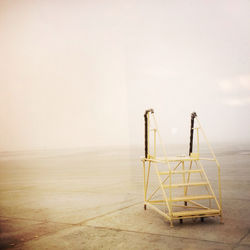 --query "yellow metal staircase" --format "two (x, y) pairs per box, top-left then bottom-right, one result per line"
(141, 109), (223, 227)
